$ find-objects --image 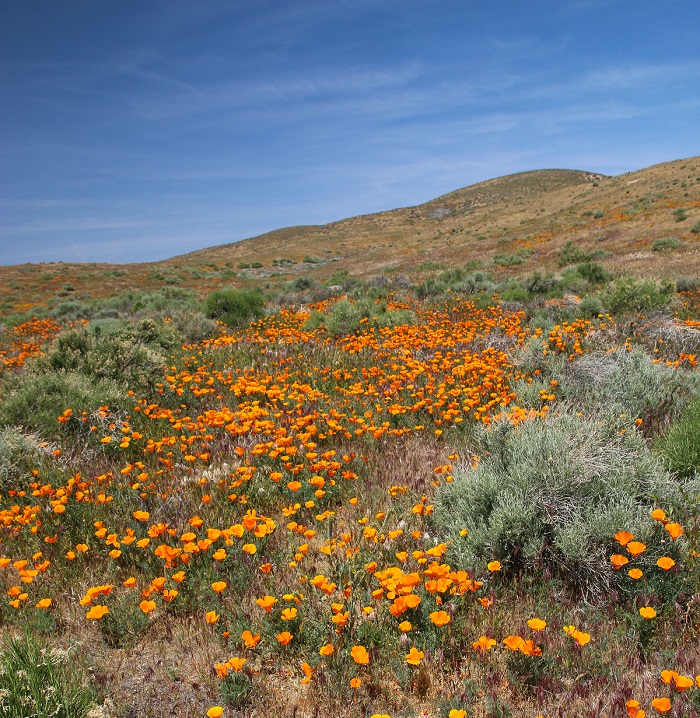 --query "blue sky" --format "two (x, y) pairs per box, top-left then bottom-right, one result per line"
(2, 0), (699, 265)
